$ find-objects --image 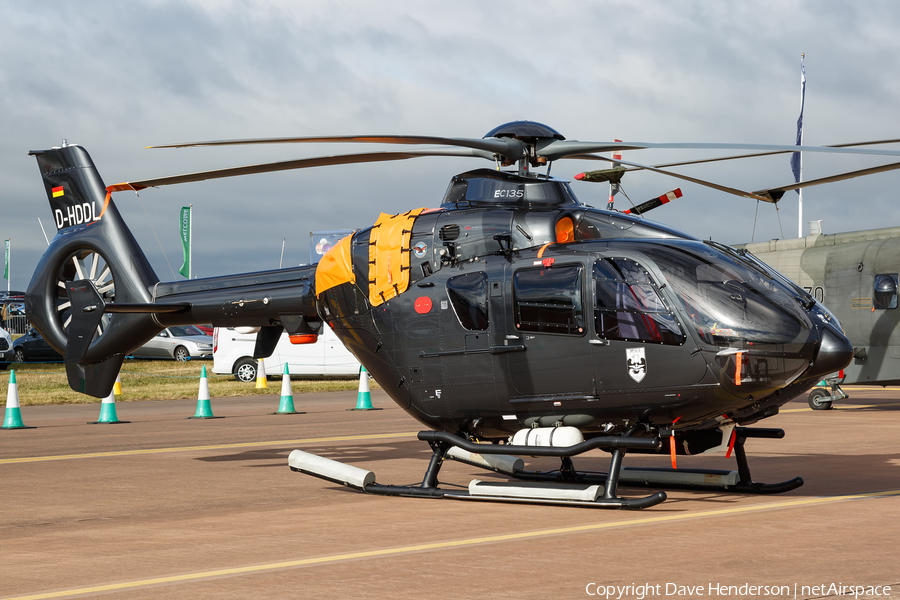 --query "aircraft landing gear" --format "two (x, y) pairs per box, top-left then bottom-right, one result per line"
(289, 431), (668, 509)
(808, 373), (849, 410)
(808, 388), (833, 410)
(288, 427), (803, 508)
(727, 428), (804, 494)
(501, 427), (804, 495)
